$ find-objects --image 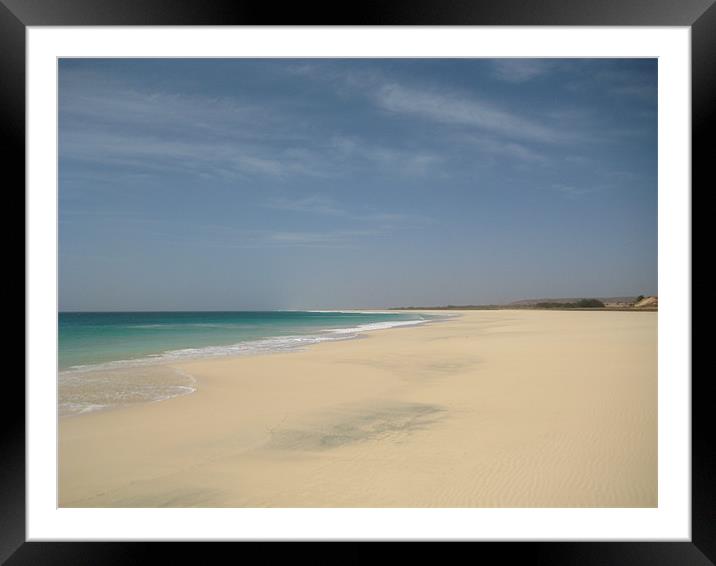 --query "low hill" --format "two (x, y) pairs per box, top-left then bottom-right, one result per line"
(509, 297), (637, 307)
(634, 296), (658, 308)
(392, 295), (657, 311)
